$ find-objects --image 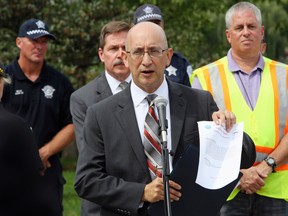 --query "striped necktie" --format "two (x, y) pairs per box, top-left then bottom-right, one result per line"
(119, 81), (128, 90)
(143, 94), (162, 179)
